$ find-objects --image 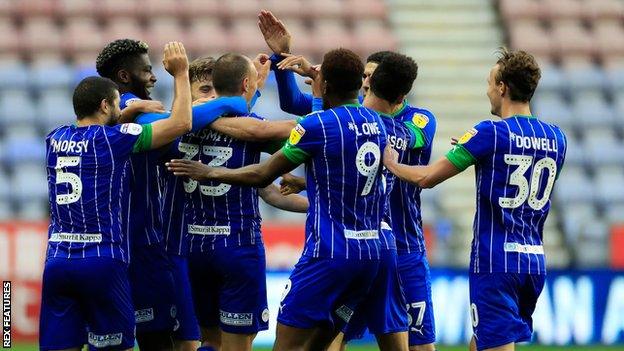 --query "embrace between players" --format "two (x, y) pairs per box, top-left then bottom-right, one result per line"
(40, 10), (566, 351)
